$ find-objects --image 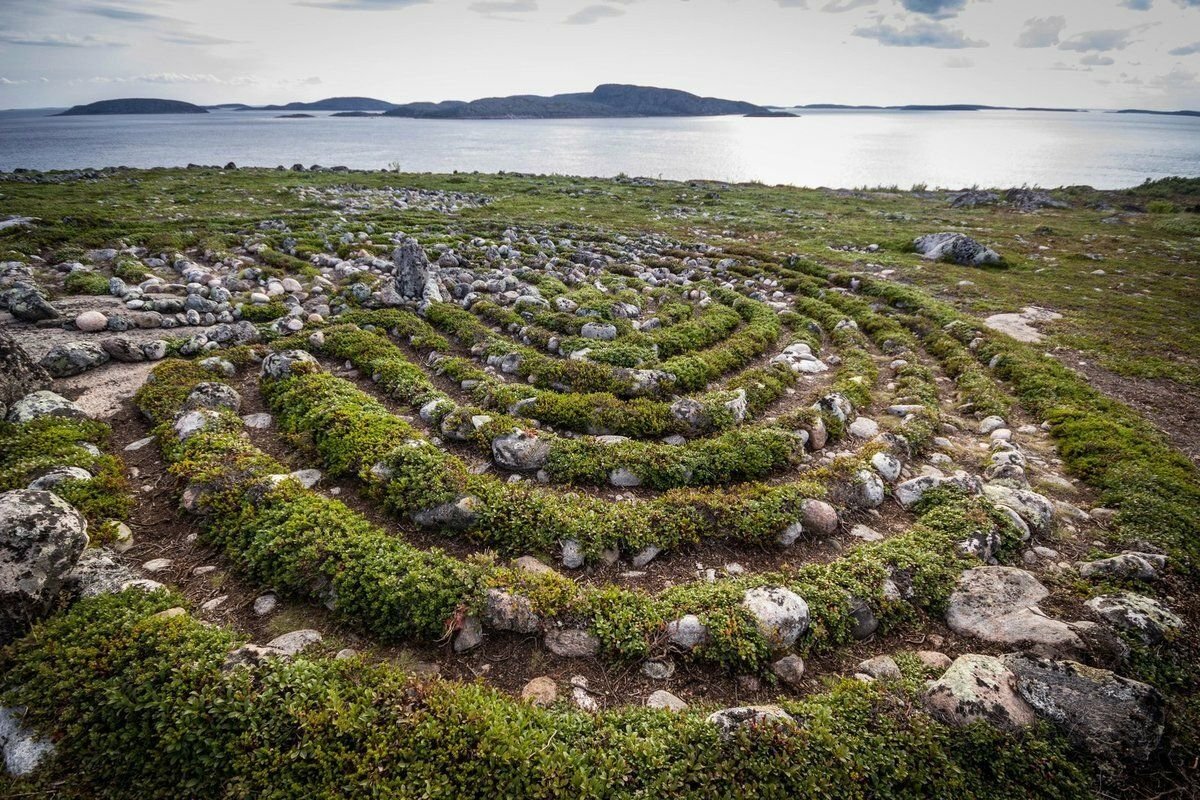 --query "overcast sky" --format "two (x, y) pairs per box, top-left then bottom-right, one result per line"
(1, 0), (1199, 110)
